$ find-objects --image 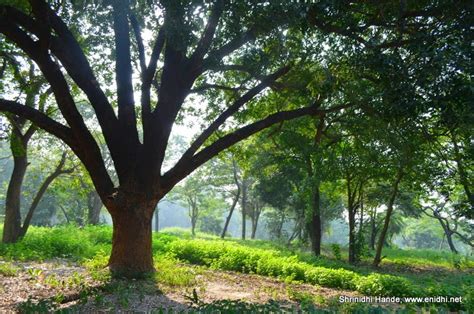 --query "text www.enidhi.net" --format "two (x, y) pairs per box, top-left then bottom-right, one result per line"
(339, 295), (463, 304)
